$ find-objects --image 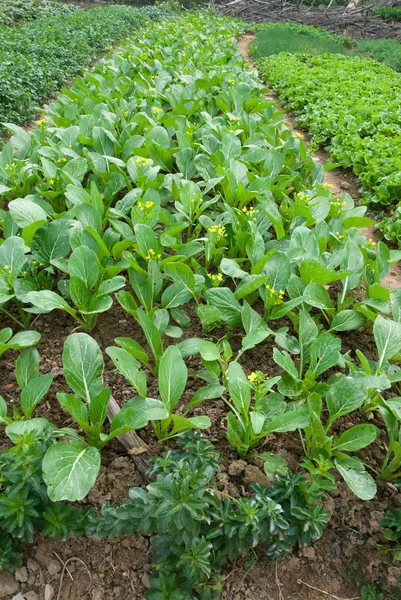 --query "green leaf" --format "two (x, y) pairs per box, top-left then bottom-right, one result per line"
(68, 246), (99, 290)
(158, 345), (188, 411)
(265, 405), (310, 434)
(89, 388), (111, 429)
(258, 452), (288, 480)
(7, 330), (41, 351)
(43, 440), (101, 502)
(205, 287), (242, 328)
(26, 290), (75, 314)
(310, 333), (341, 376)
(300, 260), (349, 285)
(188, 384), (226, 411)
(9, 198), (47, 229)
(106, 347), (147, 397)
(20, 373), (53, 418)
(162, 283), (192, 309)
(164, 262), (195, 296)
(330, 310), (366, 332)
(334, 424), (377, 452)
(0, 395), (7, 419)
(303, 282), (334, 311)
(199, 341), (220, 362)
(374, 315), (401, 369)
(326, 376), (366, 420)
(63, 333), (104, 403)
(137, 309), (163, 364)
(273, 348), (299, 380)
(31, 219), (71, 267)
(227, 362), (251, 415)
(57, 393), (89, 431)
(169, 414), (211, 436)
(334, 456), (376, 500)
